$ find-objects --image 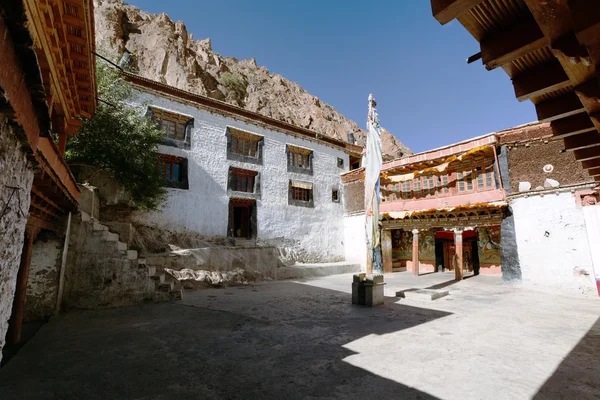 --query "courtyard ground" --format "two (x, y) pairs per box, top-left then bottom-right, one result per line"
(0, 272), (598, 400)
